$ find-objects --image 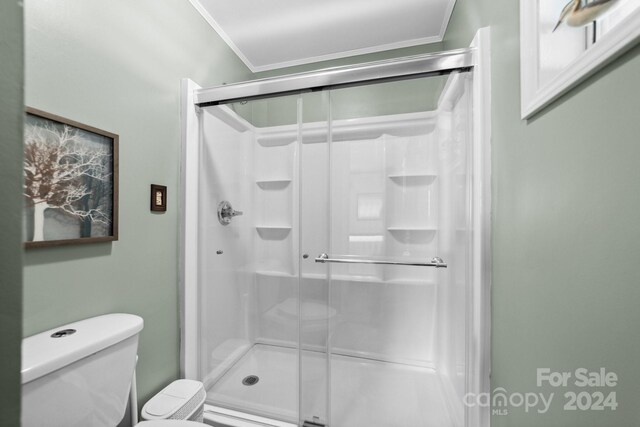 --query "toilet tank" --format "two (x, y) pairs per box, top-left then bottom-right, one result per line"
(21, 313), (144, 427)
